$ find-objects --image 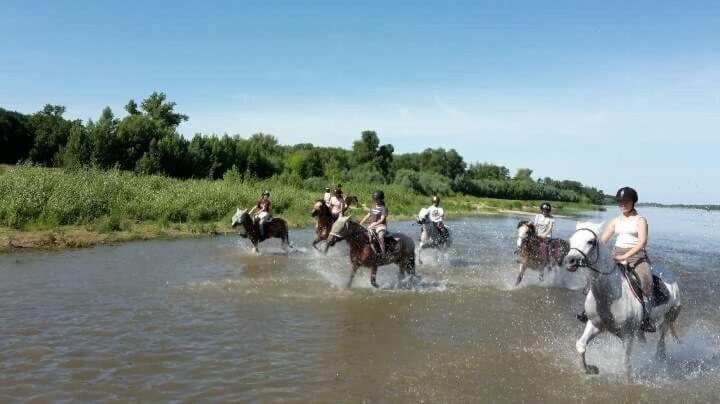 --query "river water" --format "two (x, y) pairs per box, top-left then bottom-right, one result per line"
(1, 207), (719, 402)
